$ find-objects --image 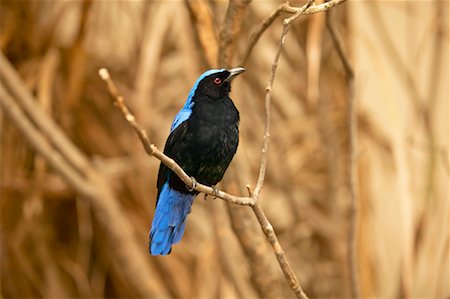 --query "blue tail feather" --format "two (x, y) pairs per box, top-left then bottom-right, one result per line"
(149, 182), (195, 255)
